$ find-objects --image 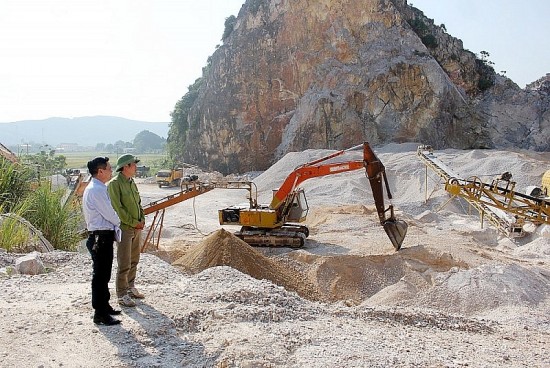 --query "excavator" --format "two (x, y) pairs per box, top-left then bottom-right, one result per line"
(218, 142), (408, 250)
